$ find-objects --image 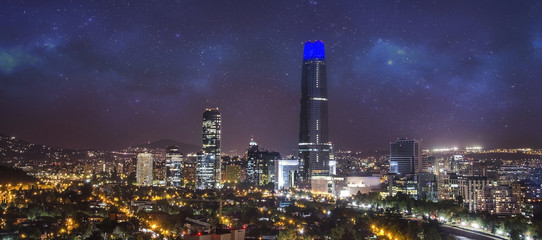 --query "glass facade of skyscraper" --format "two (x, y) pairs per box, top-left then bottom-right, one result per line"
(198, 108), (221, 189)
(165, 146), (183, 187)
(389, 139), (422, 174)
